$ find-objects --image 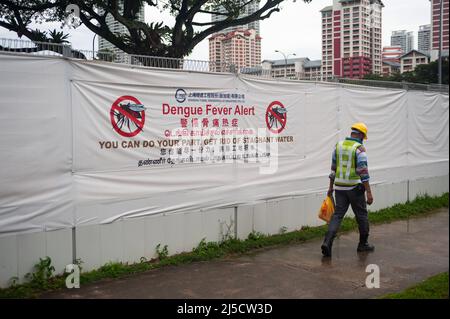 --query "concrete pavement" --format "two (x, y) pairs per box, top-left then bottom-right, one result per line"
(41, 208), (449, 299)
